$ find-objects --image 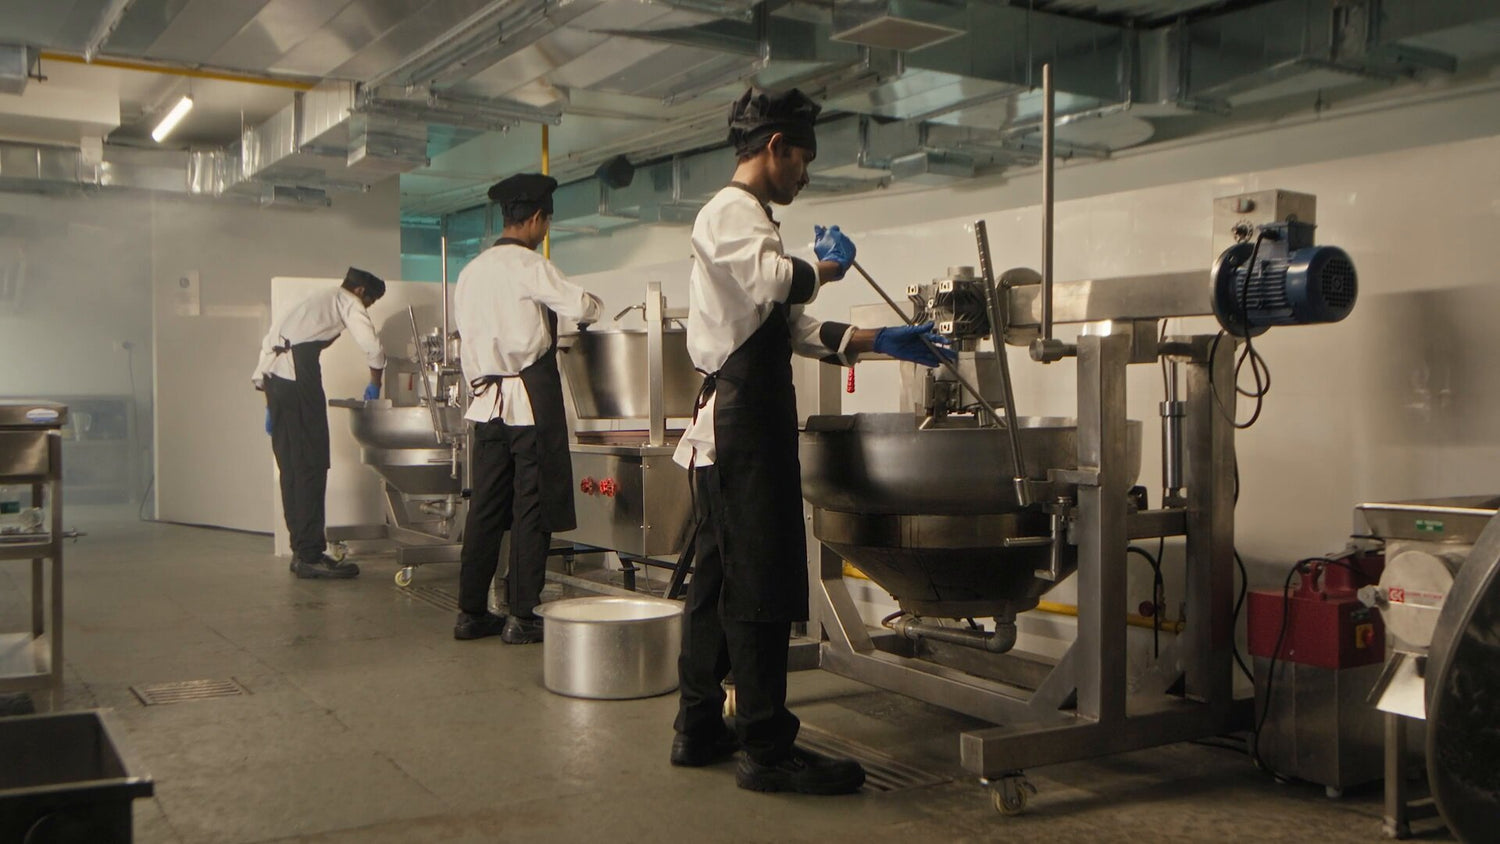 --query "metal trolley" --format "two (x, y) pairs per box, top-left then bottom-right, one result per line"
(0, 400), (68, 710)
